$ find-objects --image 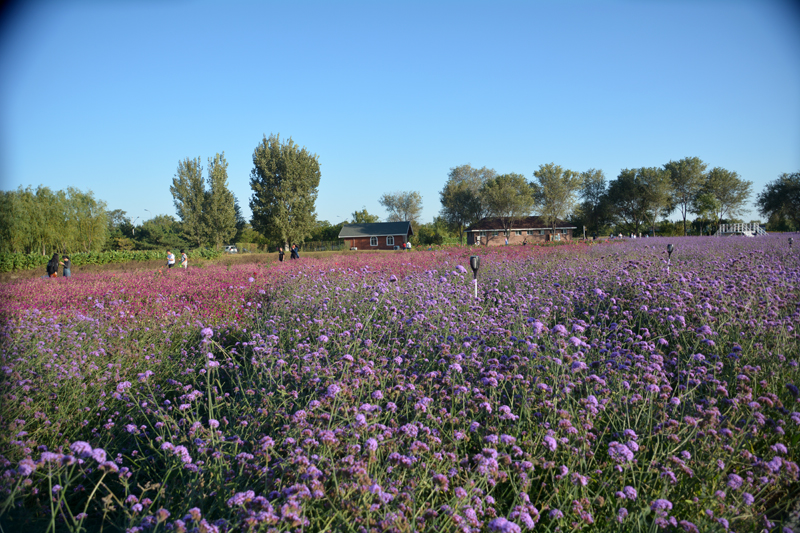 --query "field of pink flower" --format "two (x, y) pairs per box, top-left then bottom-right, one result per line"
(1, 237), (799, 533)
